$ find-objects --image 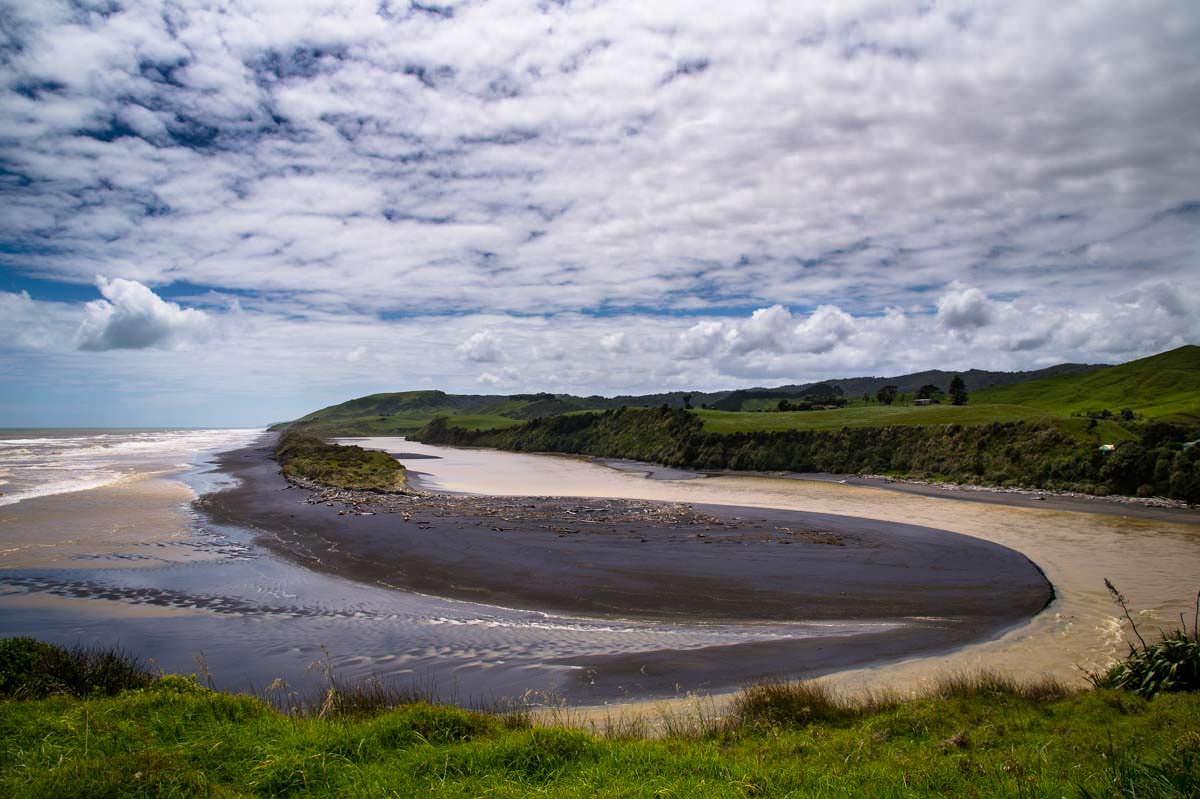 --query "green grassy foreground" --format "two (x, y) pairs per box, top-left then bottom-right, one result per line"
(2, 671), (1198, 797)
(3, 590), (1198, 797)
